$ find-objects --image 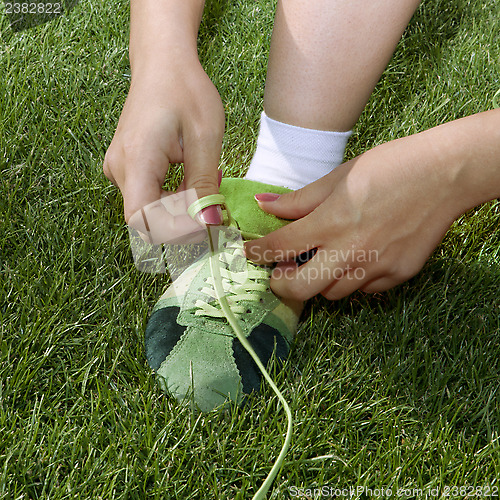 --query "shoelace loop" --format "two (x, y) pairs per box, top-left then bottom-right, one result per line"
(194, 249), (270, 318)
(187, 194), (226, 220)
